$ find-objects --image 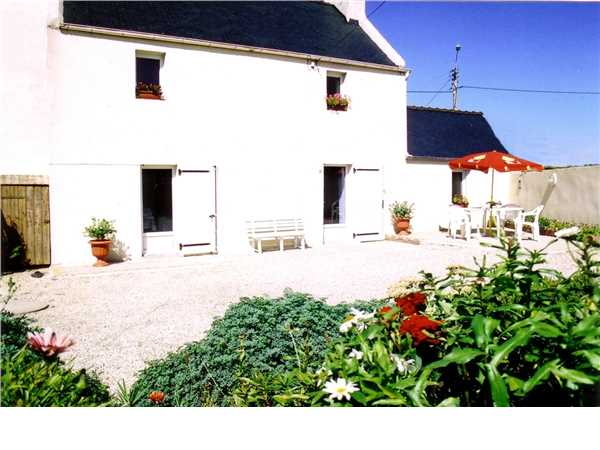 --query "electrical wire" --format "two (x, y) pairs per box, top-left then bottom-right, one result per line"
(329, 1), (387, 51)
(459, 85), (600, 95)
(425, 78), (452, 106)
